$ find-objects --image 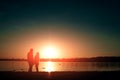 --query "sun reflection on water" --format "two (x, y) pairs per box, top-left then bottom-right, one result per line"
(45, 61), (55, 72)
